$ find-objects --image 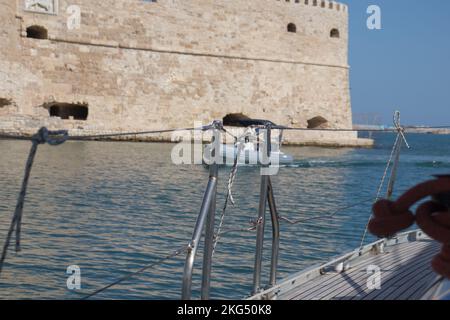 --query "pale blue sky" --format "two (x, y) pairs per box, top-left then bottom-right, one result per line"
(341, 0), (450, 126)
